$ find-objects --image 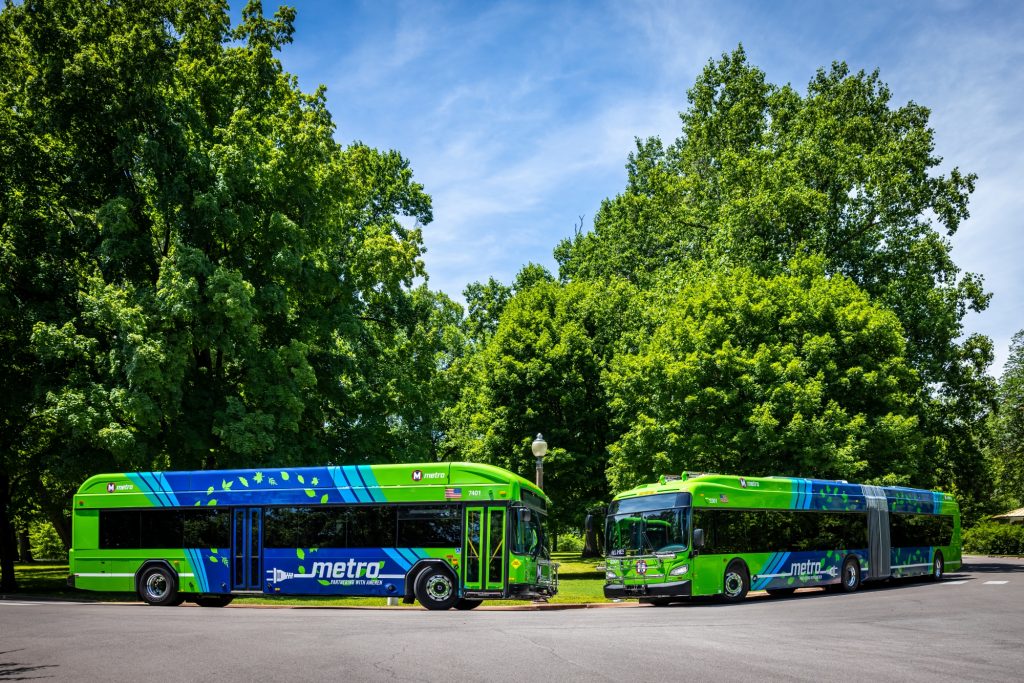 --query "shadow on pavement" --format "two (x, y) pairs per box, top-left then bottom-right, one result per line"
(961, 559), (1024, 573)
(0, 650), (58, 681)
